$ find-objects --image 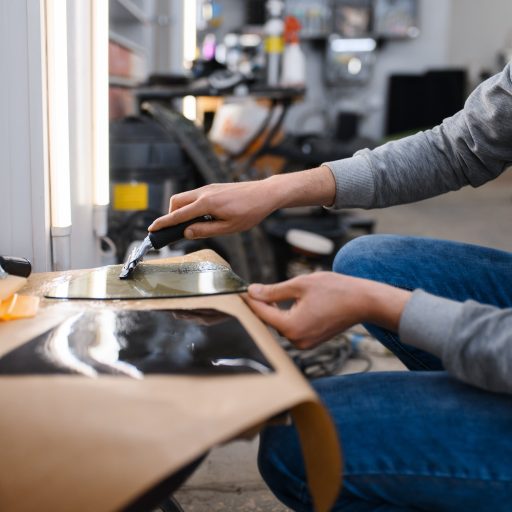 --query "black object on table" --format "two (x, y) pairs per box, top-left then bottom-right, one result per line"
(0, 256), (32, 278)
